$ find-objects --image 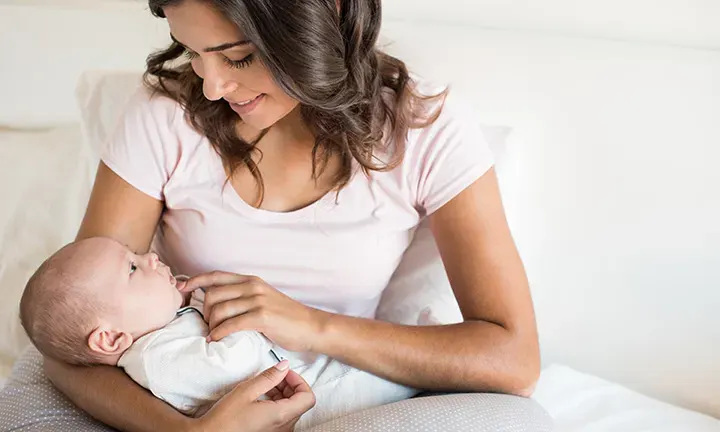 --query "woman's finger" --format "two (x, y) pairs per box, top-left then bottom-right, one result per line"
(275, 370), (316, 413)
(283, 370), (313, 398)
(203, 284), (259, 317)
(208, 311), (260, 341)
(181, 271), (257, 293)
(236, 361), (291, 402)
(206, 296), (259, 330)
(265, 387), (282, 401)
